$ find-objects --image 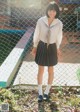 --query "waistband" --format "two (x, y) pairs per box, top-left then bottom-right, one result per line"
(39, 40), (56, 45)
